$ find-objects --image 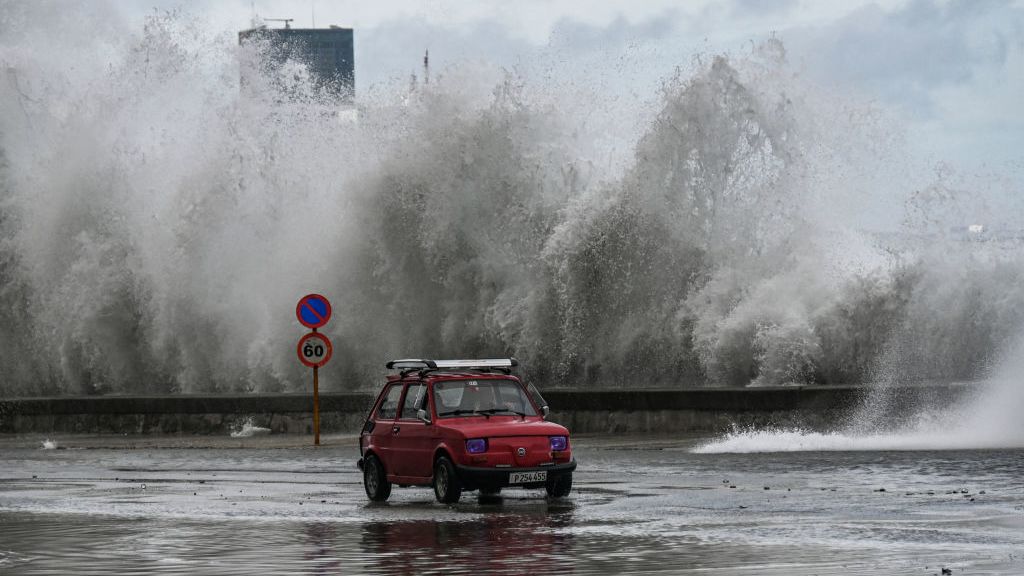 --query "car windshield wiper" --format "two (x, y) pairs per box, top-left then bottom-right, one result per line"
(437, 409), (490, 418)
(478, 408), (527, 418)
